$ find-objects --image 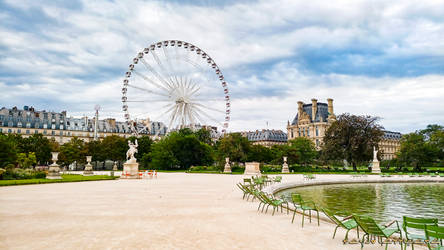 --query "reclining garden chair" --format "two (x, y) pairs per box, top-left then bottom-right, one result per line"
(273, 176), (282, 183)
(322, 208), (359, 241)
(259, 192), (285, 215)
(353, 214), (403, 250)
(402, 216), (438, 250)
(291, 193), (319, 227)
(425, 224), (444, 250)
